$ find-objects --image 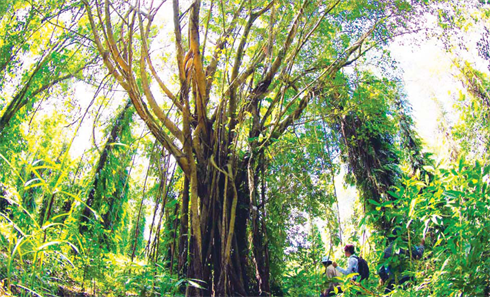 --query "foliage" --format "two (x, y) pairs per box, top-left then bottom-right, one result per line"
(0, 0), (489, 296)
(367, 158), (490, 296)
(452, 61), (490, 159)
